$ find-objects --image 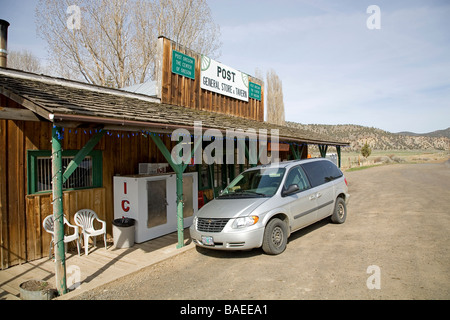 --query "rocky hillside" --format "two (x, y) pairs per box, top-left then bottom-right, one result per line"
(395, 127), (450, 138)
(286, 122), (450, 152)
